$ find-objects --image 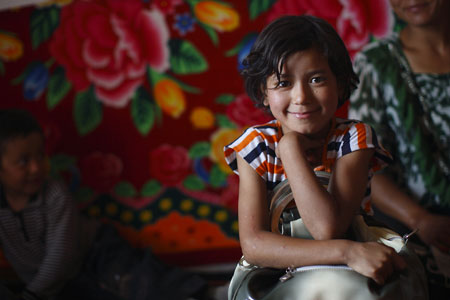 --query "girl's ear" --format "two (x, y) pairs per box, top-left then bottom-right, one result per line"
(263, 97), (269, 107)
